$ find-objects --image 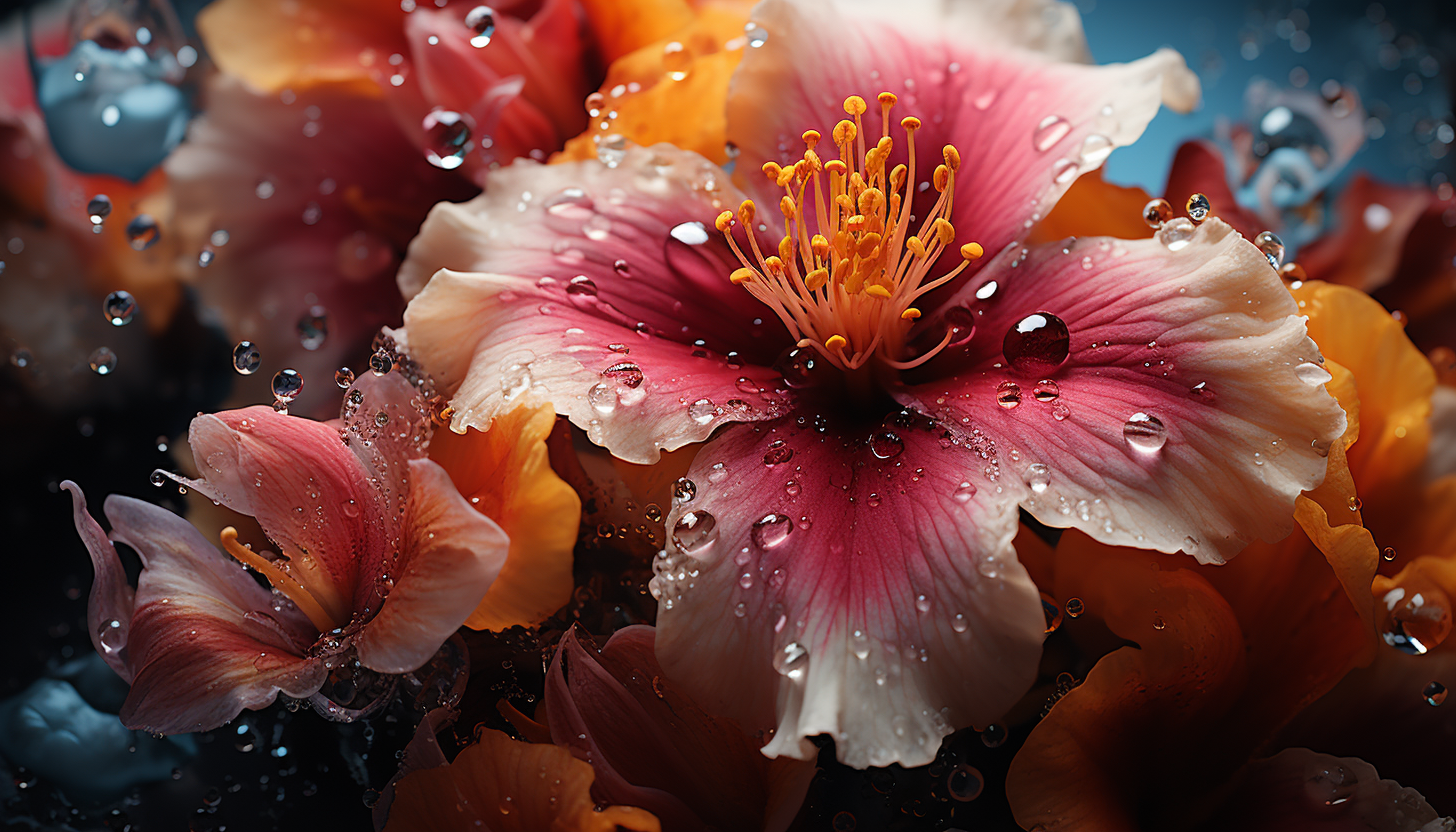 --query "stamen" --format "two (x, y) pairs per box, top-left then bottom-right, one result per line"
(718, 92), (982, 371)
(220, 527), (349, 633)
